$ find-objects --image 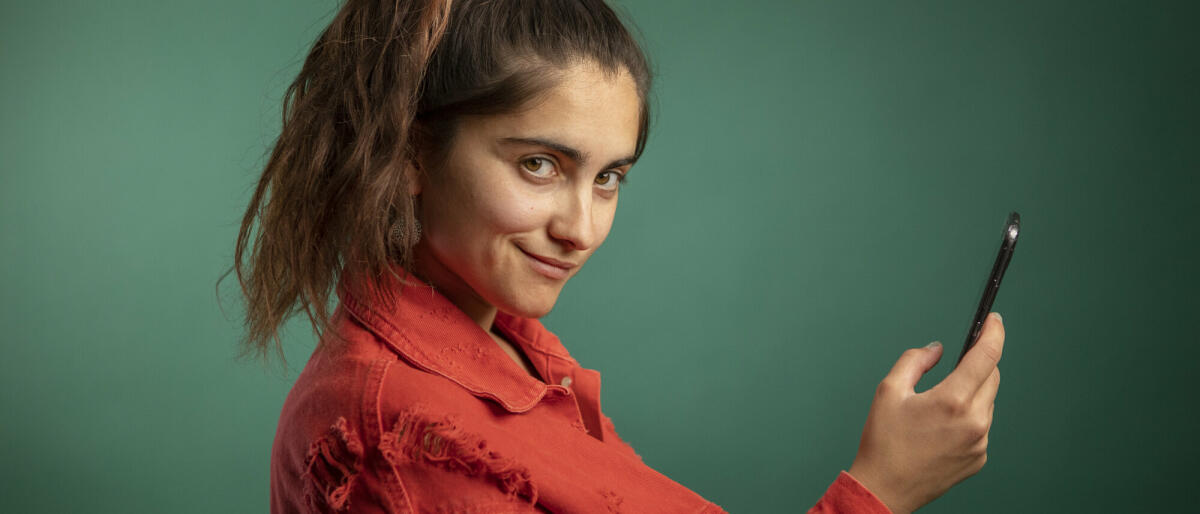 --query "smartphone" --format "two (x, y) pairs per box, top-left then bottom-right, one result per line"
(955, 211), (1021, 367)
